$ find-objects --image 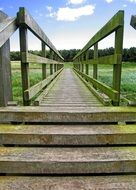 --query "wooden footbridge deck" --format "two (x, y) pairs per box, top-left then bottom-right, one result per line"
(37, 68), (102, 107)
(0, 7), (136, 190)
